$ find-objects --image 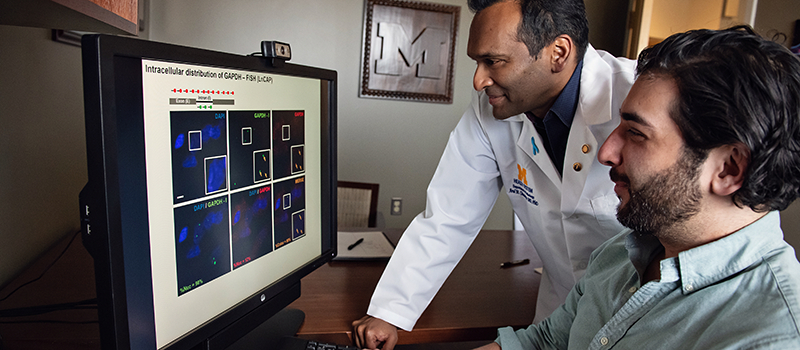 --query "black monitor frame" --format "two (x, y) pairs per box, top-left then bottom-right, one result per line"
(79, 34), (337, 350)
